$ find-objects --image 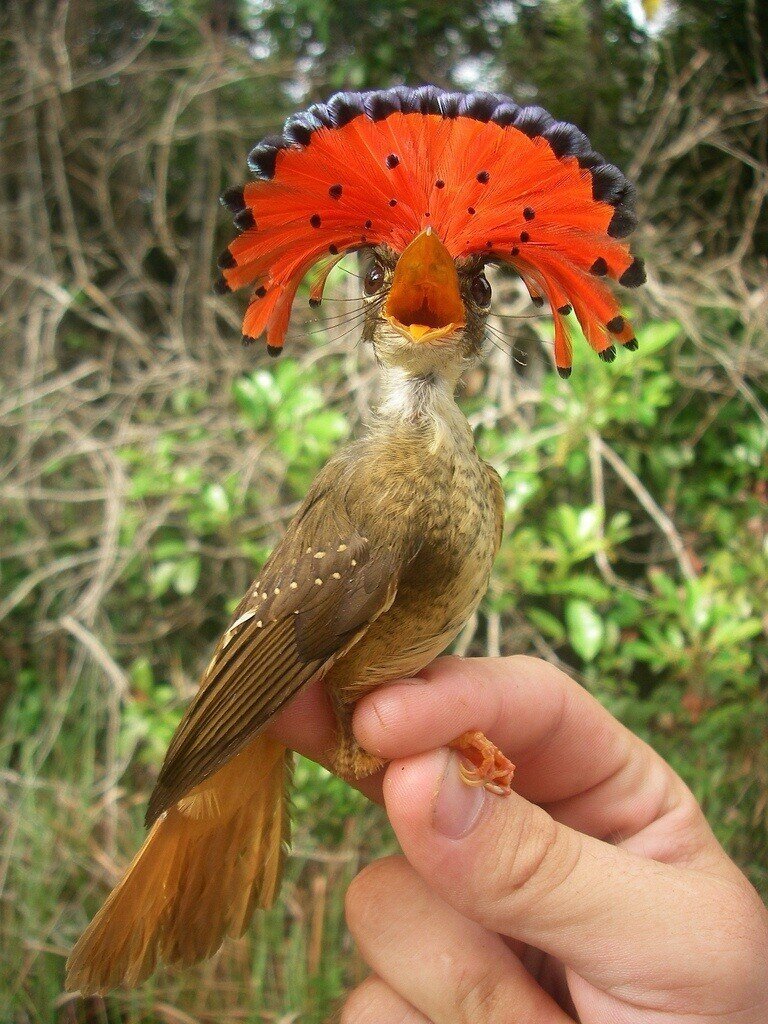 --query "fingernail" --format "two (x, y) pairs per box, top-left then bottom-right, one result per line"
(432, 750), (486, 839)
